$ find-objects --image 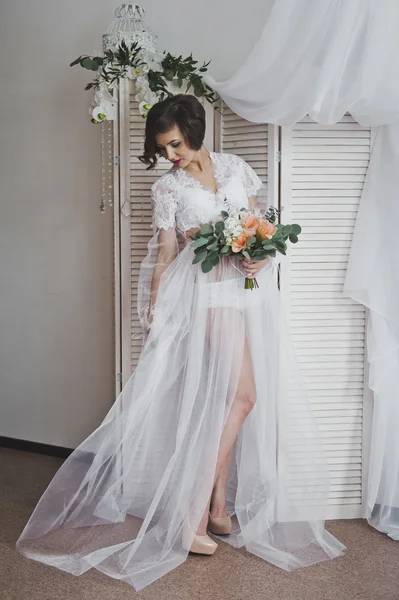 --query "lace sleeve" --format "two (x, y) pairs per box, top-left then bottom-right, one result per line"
(151, 177), (178, 231)
(234, 154), (264, 198)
